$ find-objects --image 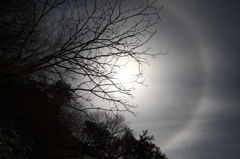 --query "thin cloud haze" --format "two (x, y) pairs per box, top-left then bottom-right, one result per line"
(126, 0), (240, 159)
